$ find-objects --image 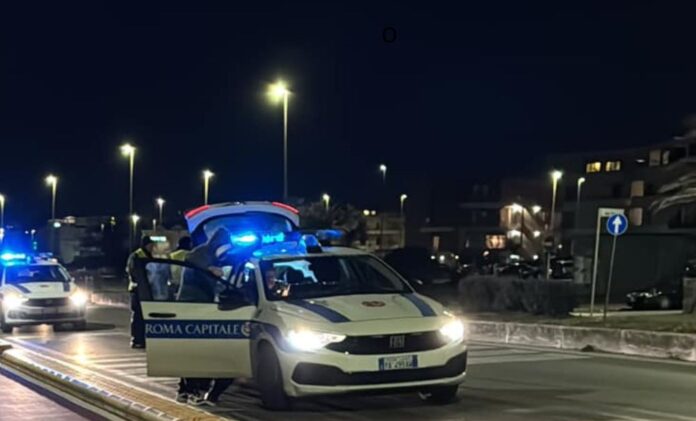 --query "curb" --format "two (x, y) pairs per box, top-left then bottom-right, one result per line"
(0, 346), (226, 420)
(469, 320), (696, 362)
